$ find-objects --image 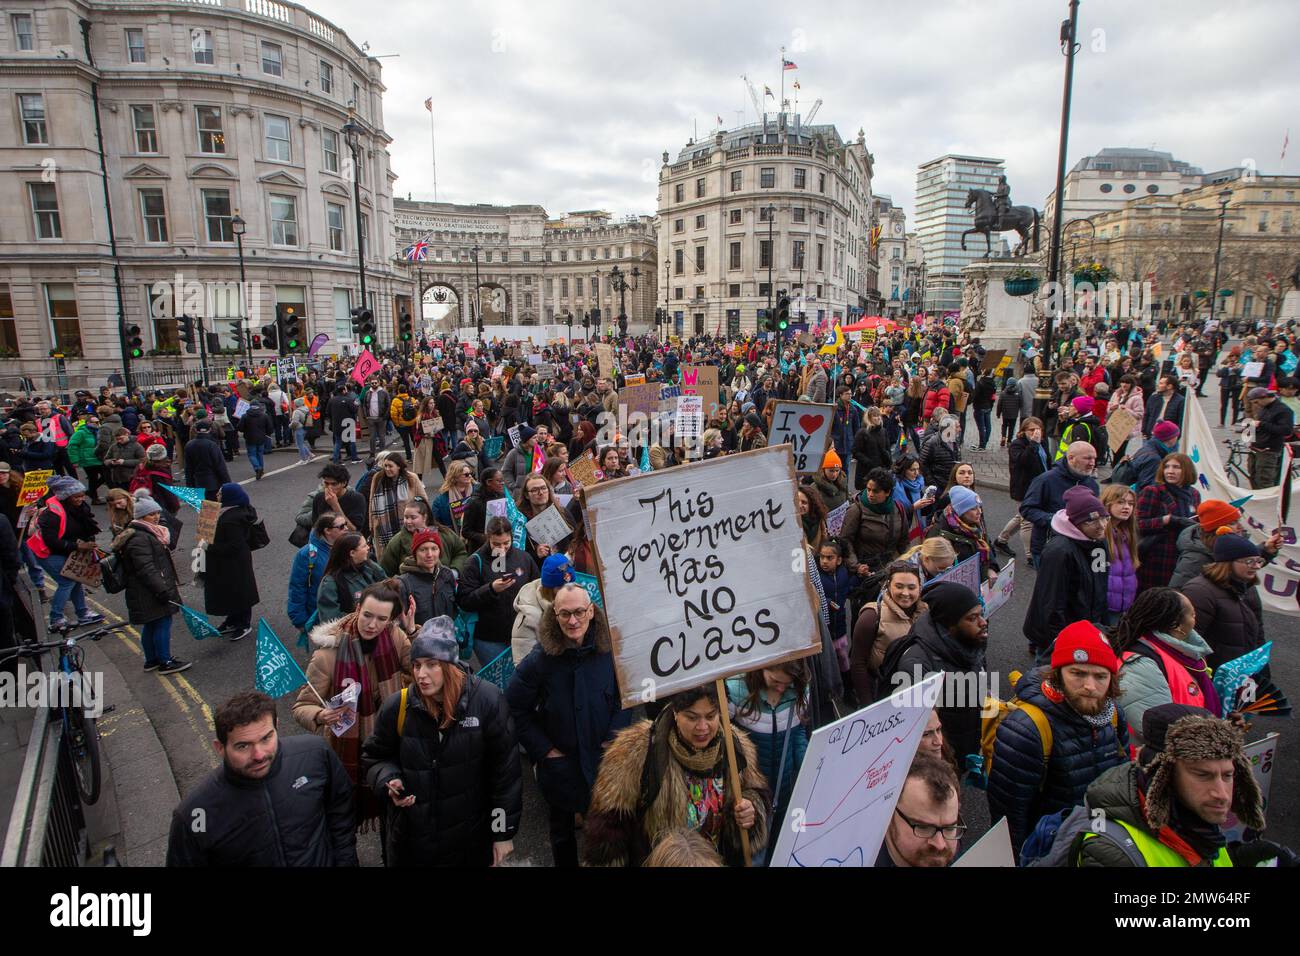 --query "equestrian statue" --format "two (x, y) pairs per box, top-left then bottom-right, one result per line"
(962, 176), (1040, 257)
